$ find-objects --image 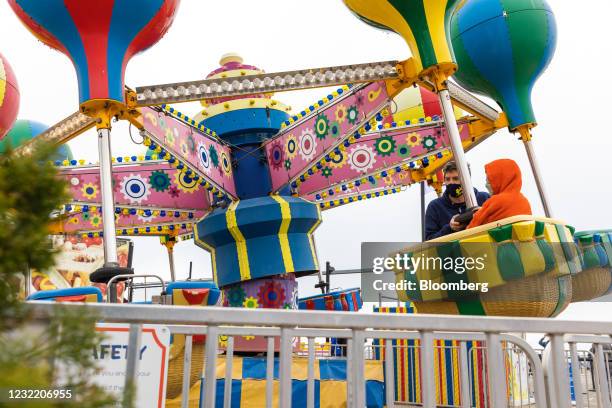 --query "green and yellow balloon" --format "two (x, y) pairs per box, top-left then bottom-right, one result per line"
(343, 0), (460, 83)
